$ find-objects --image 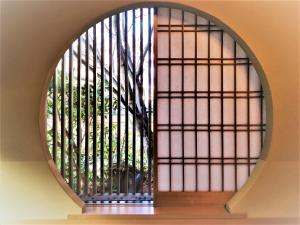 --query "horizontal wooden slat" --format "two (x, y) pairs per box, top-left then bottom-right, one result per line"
(25, 217), (299, 225)
(155, 191), (235, 206)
